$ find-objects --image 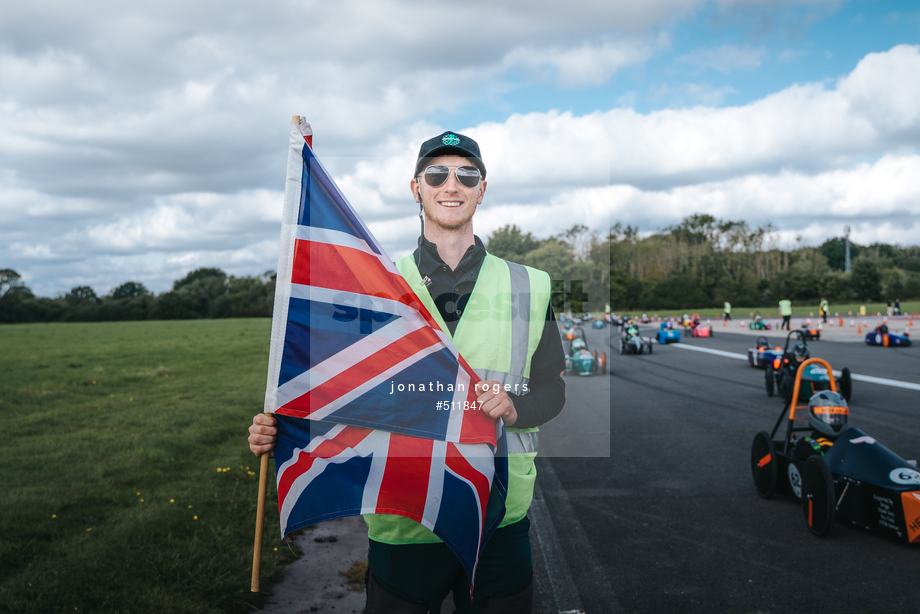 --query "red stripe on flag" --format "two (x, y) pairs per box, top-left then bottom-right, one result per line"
(374, 434), (433, 516)
(277, 426), (372, 506)
(279, 326), (439, 416)
(293, 240), (416, 305)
